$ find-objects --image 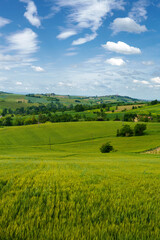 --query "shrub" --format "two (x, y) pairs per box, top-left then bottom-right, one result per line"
(100, 142), (113, 153)
(134, 124), (147, 136)
(117, 124), (133, 137)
